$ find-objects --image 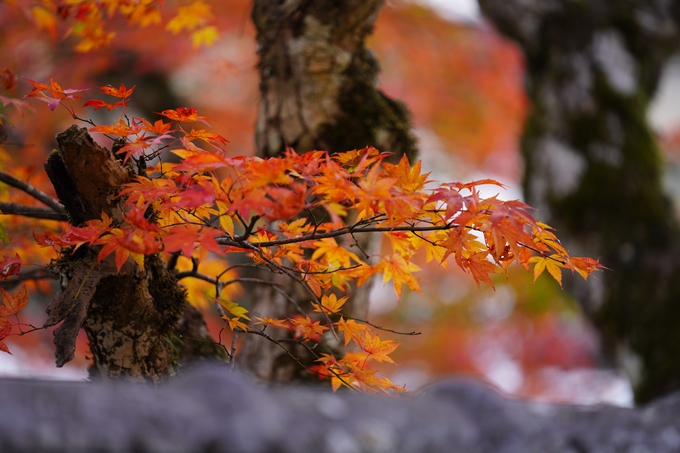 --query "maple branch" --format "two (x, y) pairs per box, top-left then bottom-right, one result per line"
(346, 316), (421, 336)
(271, 286), (308, 316)
(241, 242), (321, 304)
(0, 170), (65, 213)
(519, 242), (567, 265)
(234, 215), (260, 241)
(217, 221), (457, 248)
(0, 268), (56, 290)
(245, 328), (359, 392)
(0, 202), (68, 221)
(175, 270), (285, 290)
